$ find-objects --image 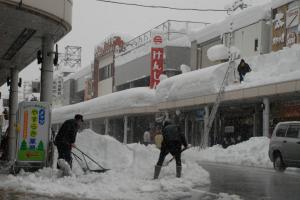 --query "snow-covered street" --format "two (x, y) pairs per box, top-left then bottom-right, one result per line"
(0, 129), (275, 200)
